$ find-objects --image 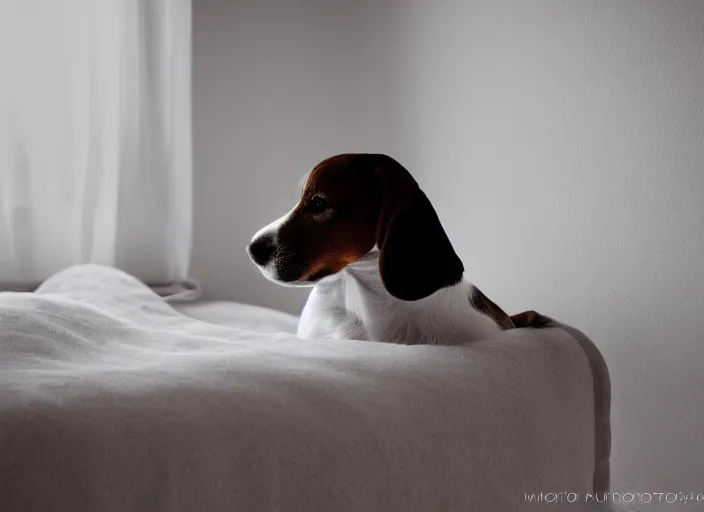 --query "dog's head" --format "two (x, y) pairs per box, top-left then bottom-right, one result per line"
(247, 154), (464, 301)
